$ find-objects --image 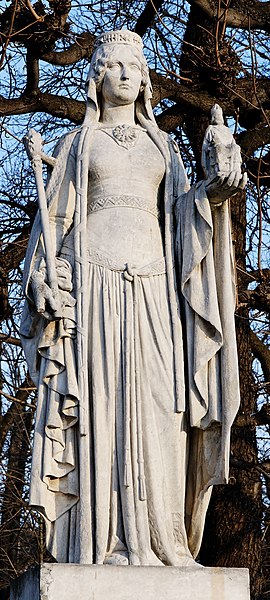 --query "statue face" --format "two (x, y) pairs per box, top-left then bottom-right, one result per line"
(101, 45), (142, 107)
